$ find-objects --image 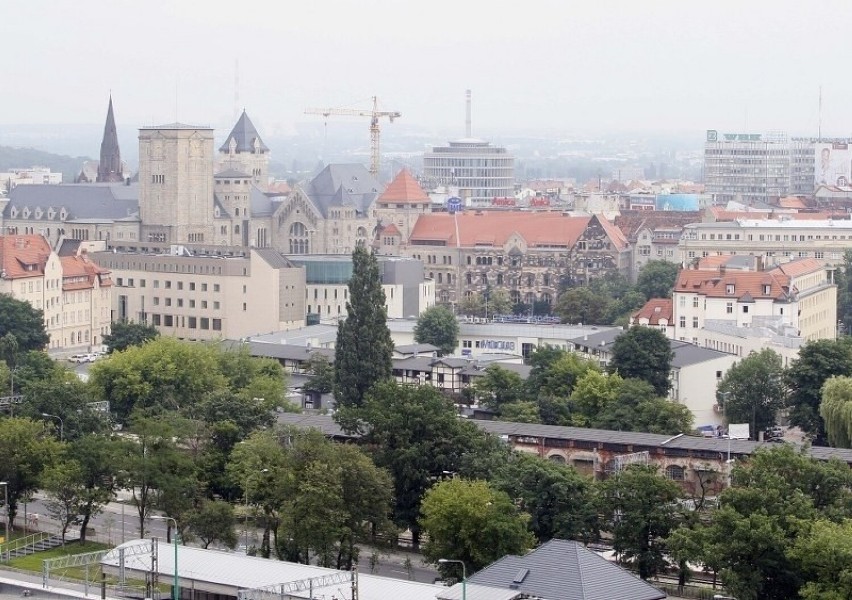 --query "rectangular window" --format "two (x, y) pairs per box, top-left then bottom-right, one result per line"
(165, 281), (172, 289)
(201, 301), (208, 309)
(164, 315), (173, 327)
(188, 317), (197, 329)
(726, 302), (733, 314)
(212, 319), (222, 331)
(679, 316), (686, 328)
(200, 318), (210, 330)
(190, 282), (196, 291)
(202, 283), (208, 292)
(213, 284), (220, 292)
(152, 314), (161, 326)
(693, 297), (699, 307)
(213, 301), (220, 310)
(692, 317), (699, 328)
(165, 298), (172, 307)
(189, 300), (196, 308)
(177, 282), (183, 290)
